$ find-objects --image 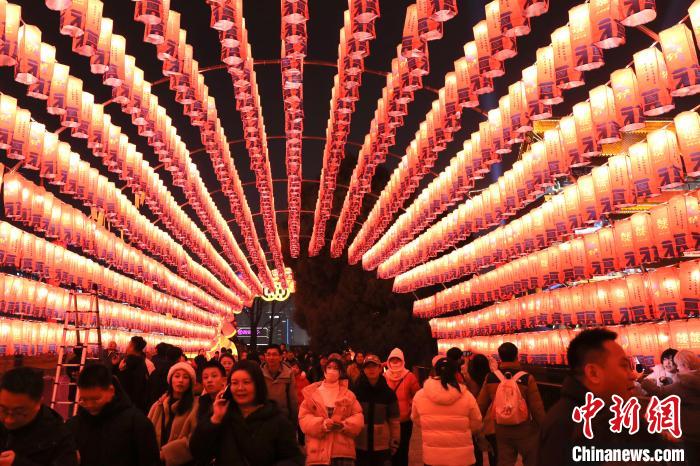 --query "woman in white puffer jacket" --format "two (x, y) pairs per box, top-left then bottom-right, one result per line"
(411, 355), (483, 466)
